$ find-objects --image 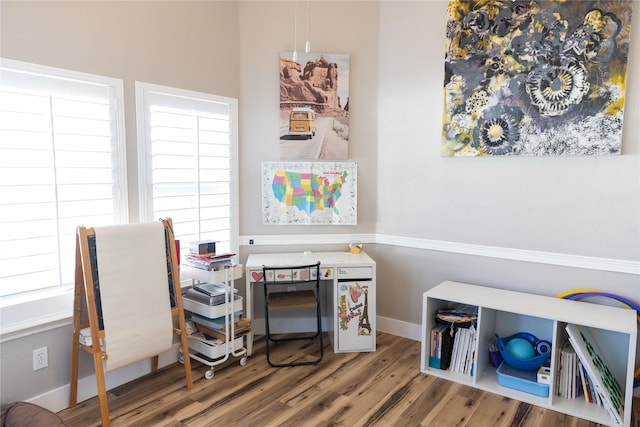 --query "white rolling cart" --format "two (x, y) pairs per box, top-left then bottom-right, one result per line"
(179, 264), (248, 379)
